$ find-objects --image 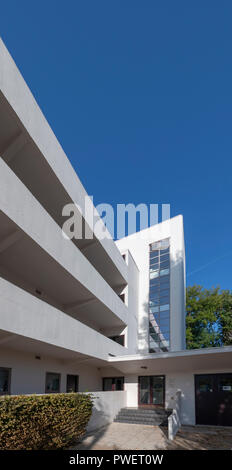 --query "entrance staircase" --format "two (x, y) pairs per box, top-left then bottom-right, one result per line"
(114, 407), (172, 426)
